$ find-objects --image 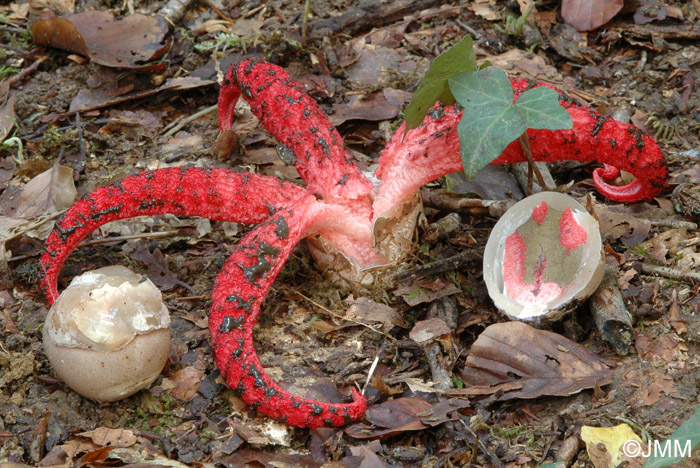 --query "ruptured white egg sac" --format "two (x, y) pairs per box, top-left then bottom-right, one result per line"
(43, 265), (171, 402)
